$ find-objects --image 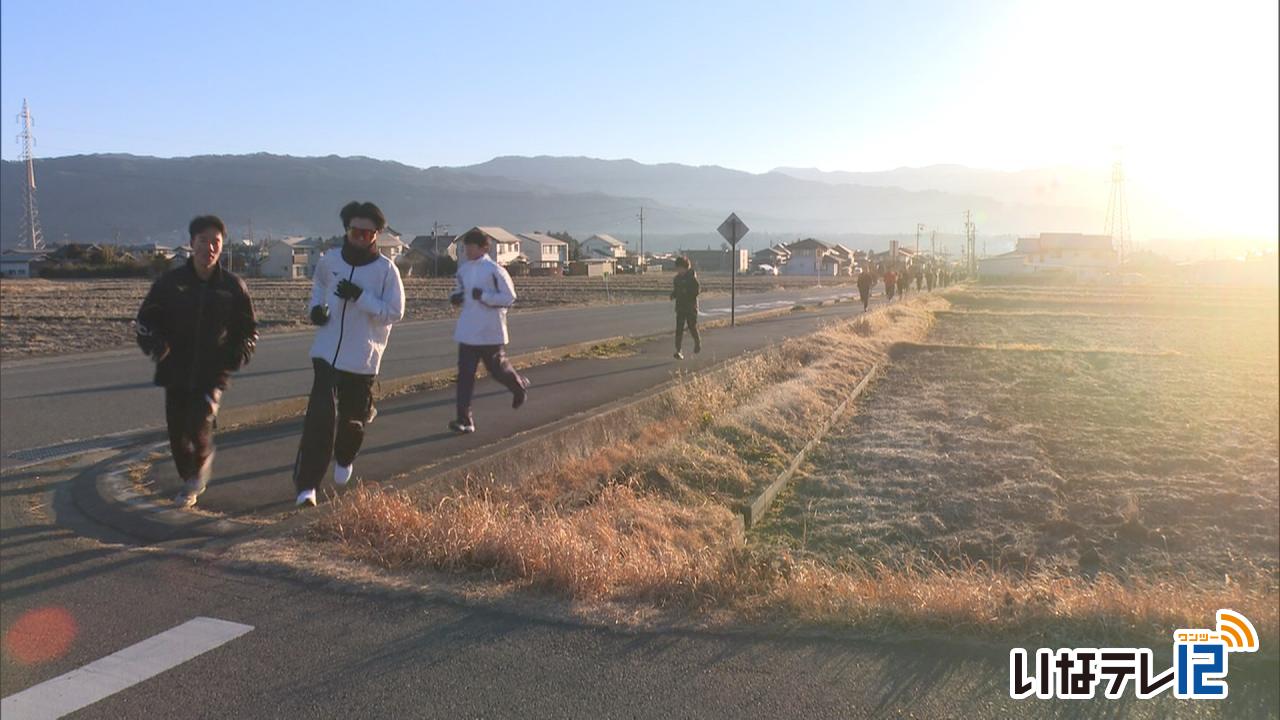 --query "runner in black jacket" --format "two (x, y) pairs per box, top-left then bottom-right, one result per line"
(136, 215), (257, 508)
(671, 256), (701, 359)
